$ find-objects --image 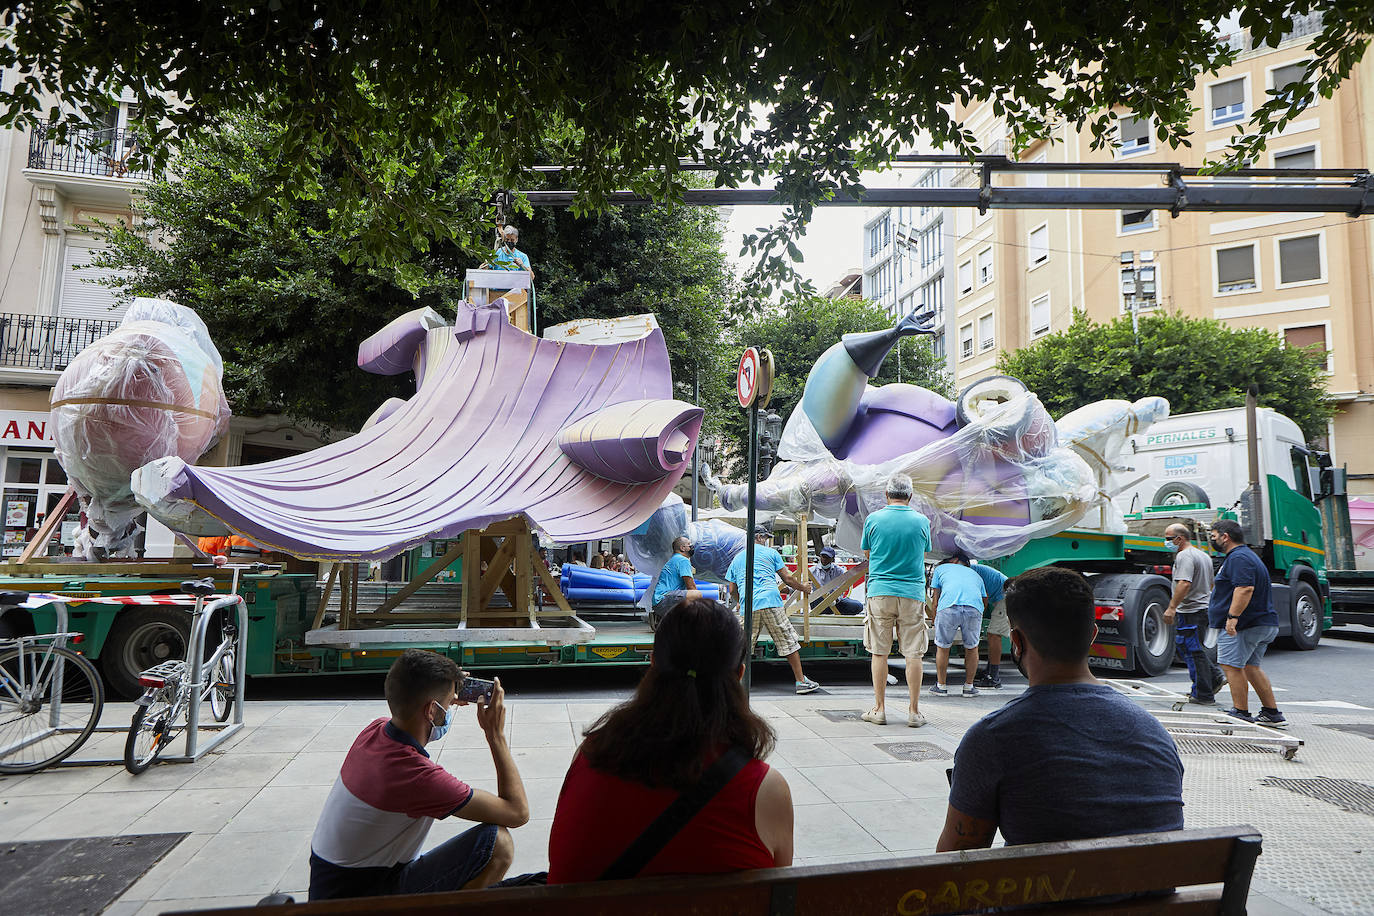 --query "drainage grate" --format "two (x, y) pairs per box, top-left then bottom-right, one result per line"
(1319, 723), (1374, 740)
(0, 833), (187, 916)
(877, 741), (952, 762)
(1259, 777), (1374, 817)
(815, 709), (865, 723)
(1174, 737), (1277, 755)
